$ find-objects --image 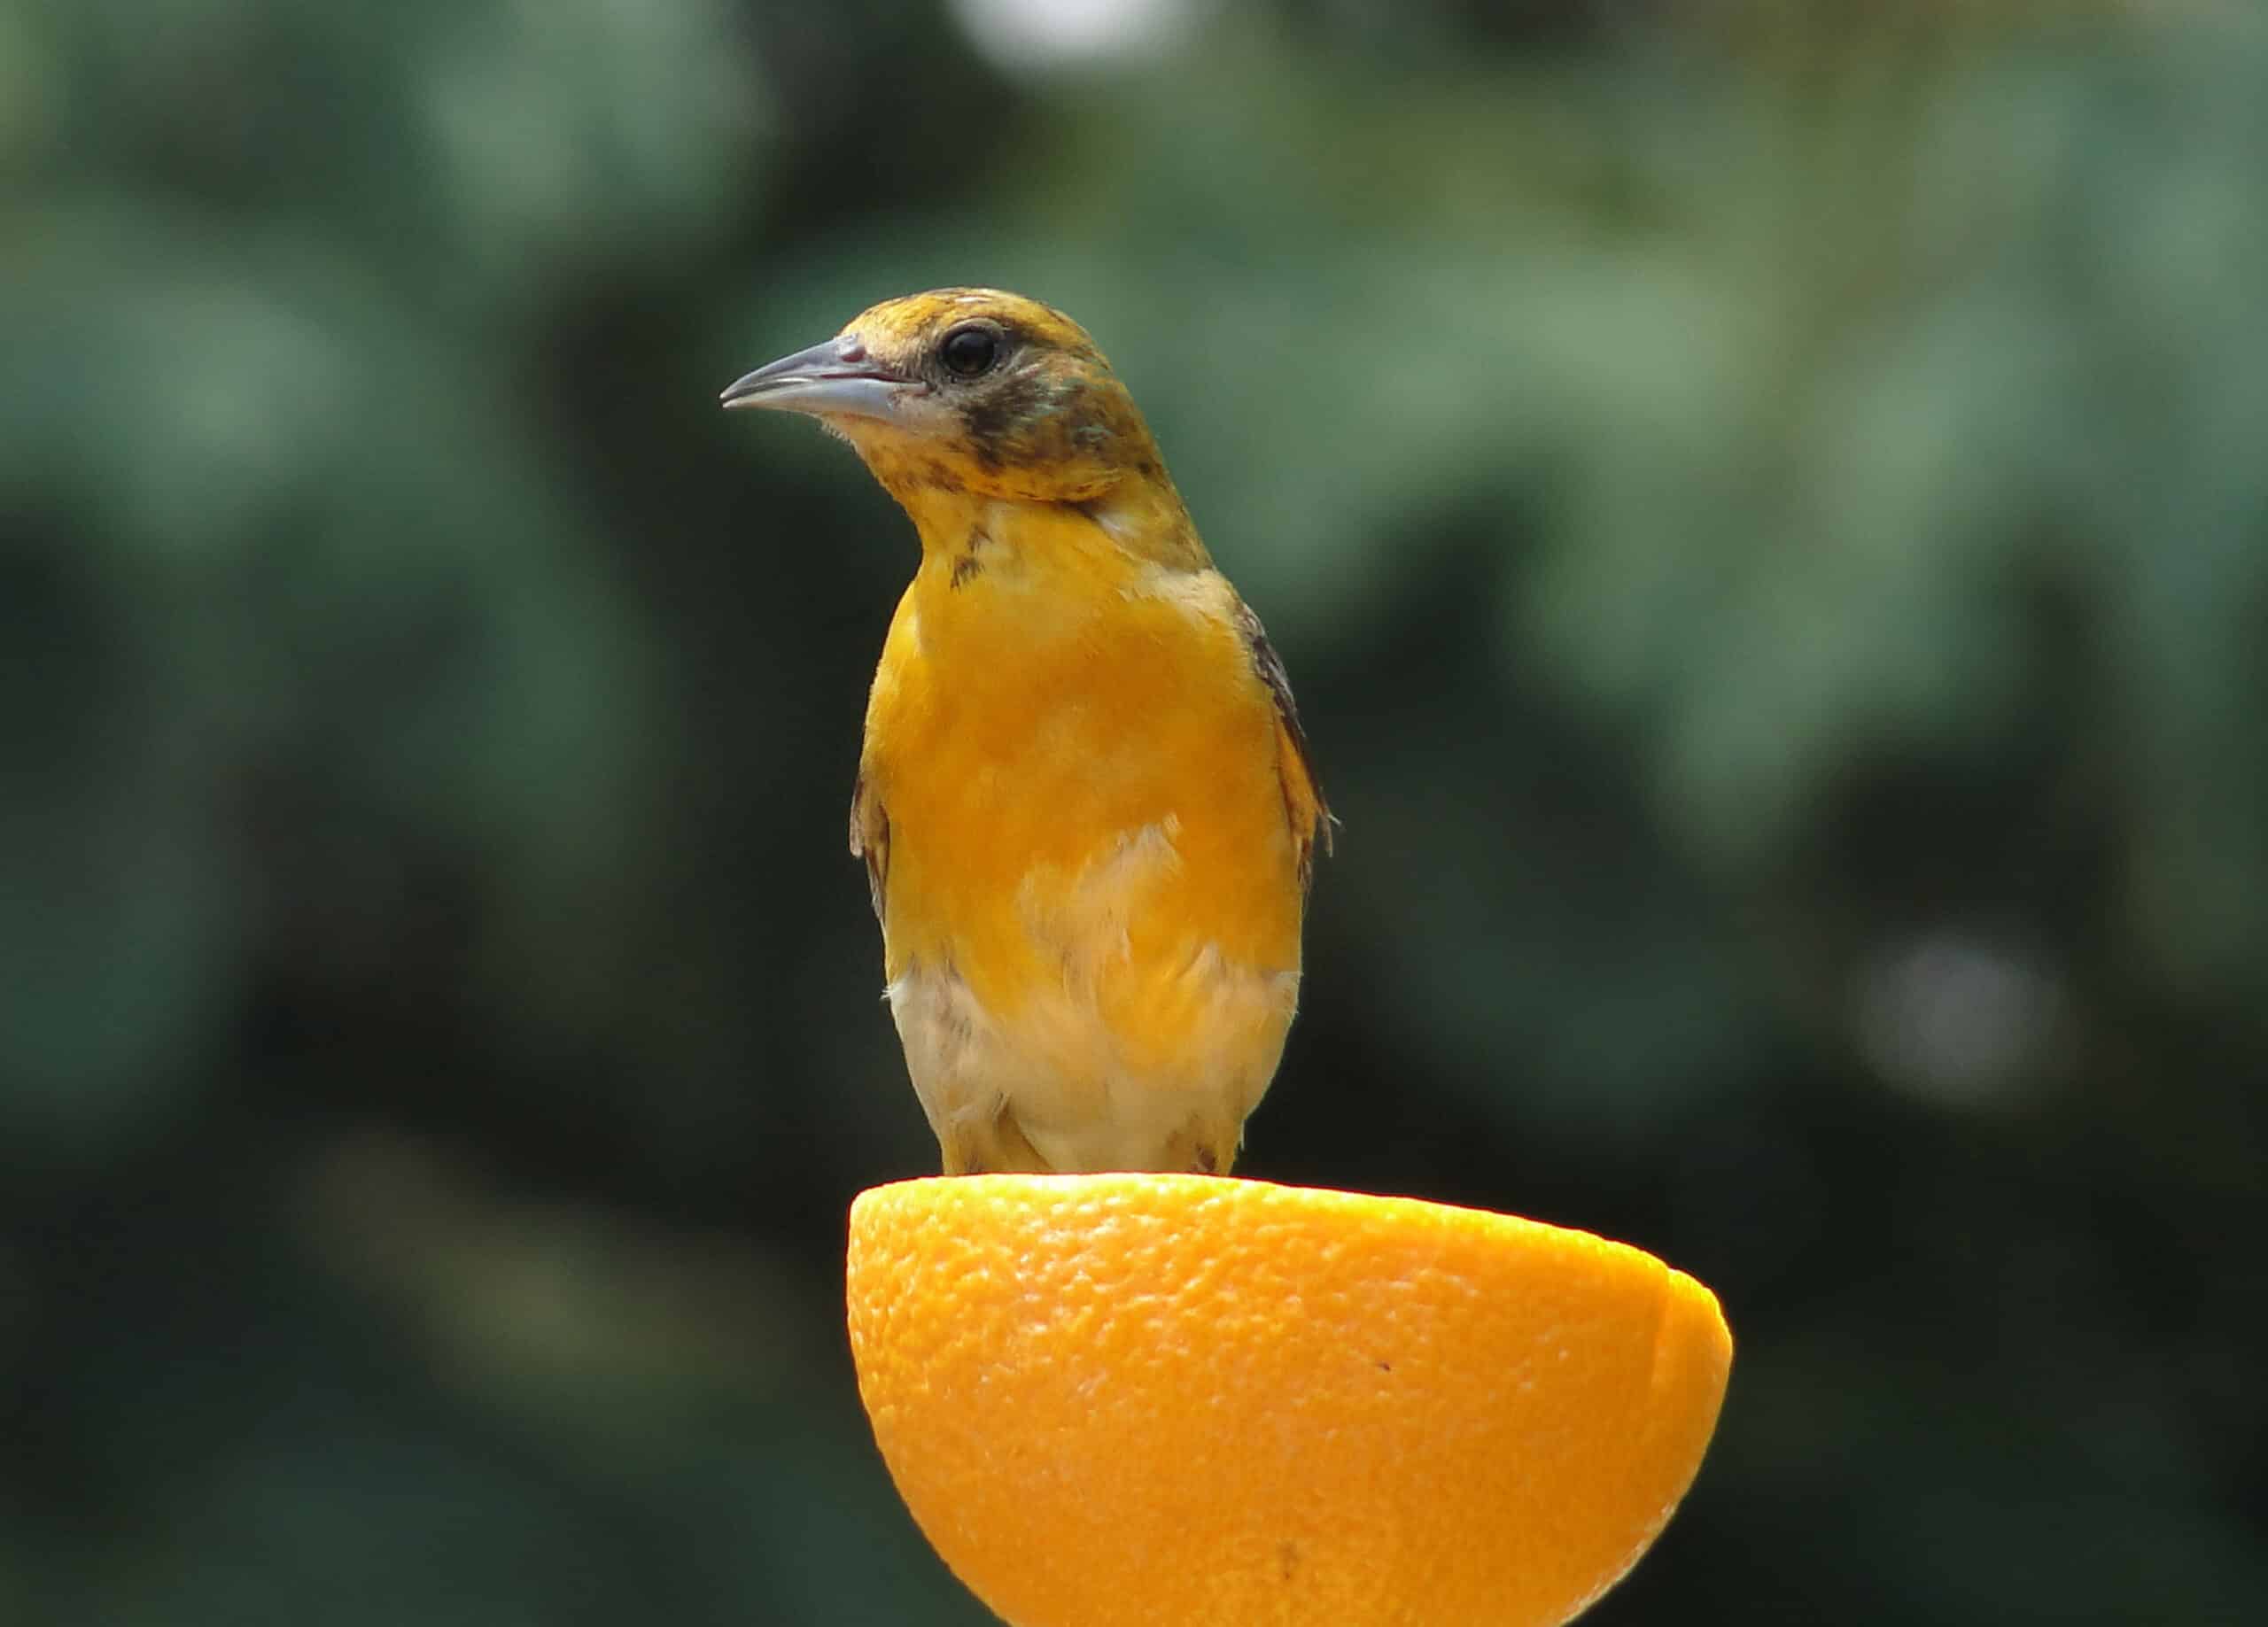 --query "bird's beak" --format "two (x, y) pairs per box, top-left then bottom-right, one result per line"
(719, 336), (913, 421)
